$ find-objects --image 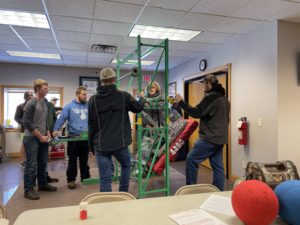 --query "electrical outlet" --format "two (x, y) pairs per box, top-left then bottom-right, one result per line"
(258, 118), (262, 127)
(242, 161), (247, 169)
